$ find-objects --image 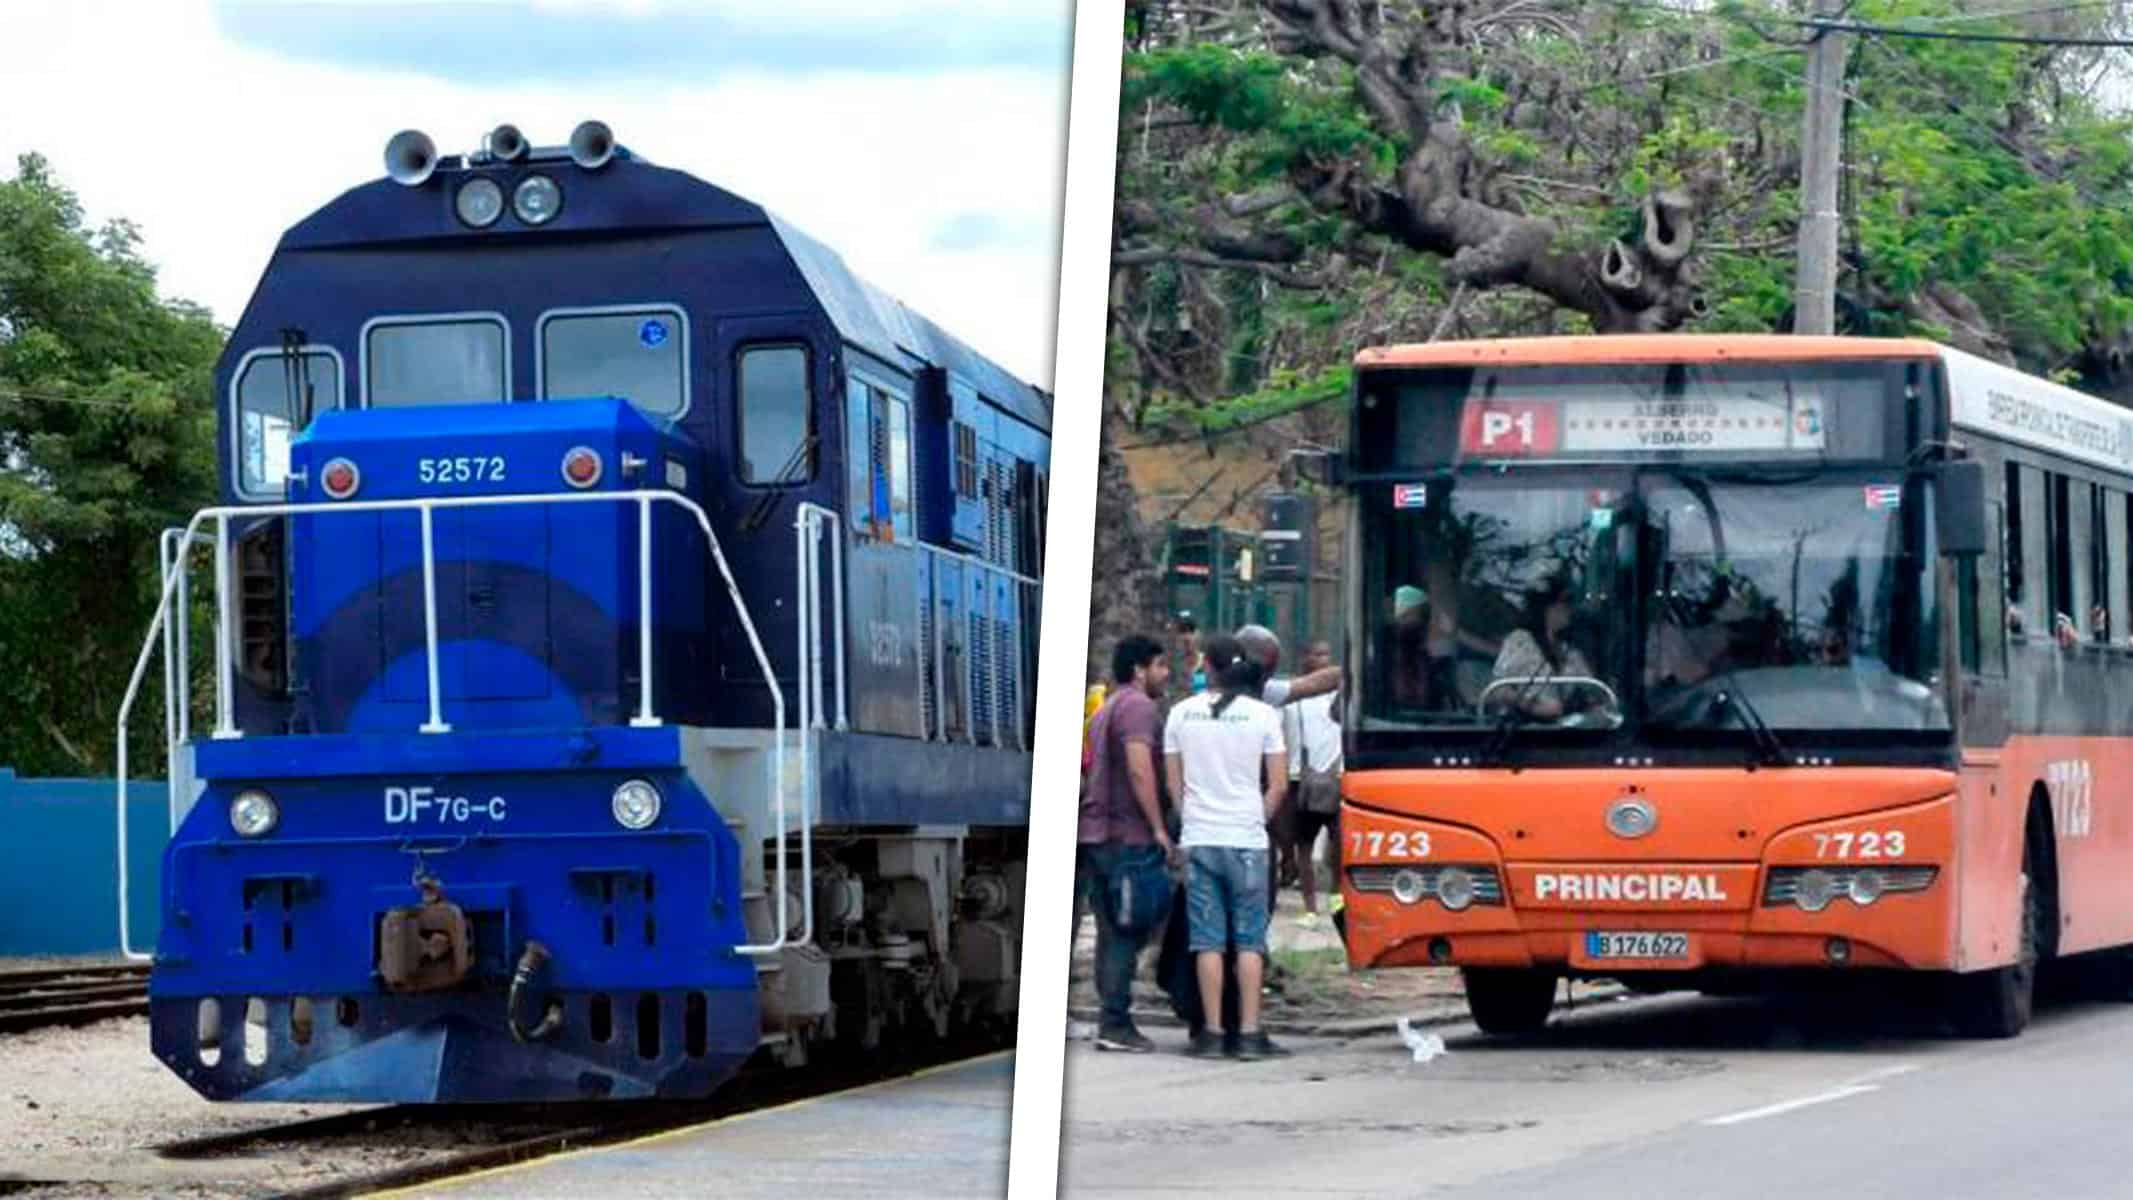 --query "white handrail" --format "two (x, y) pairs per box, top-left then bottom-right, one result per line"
(630, 494), (658, 727)
(115, 487), (800, 961)
(417, 507), (450, 734)
(794, 503), (847, 732)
